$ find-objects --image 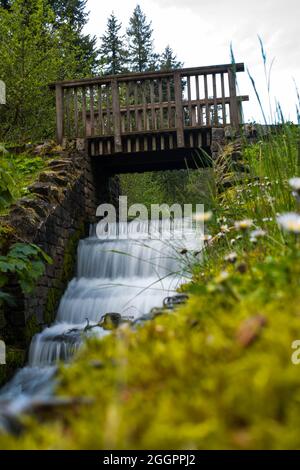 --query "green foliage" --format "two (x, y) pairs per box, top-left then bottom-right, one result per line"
(0, 147), (48, 212)
(119, 168), (215, 212)
(0, 158), (15, 210)
(0, 0), (98, 141)
(100, 13), (128, 75)
(48, 0), (88, 30)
